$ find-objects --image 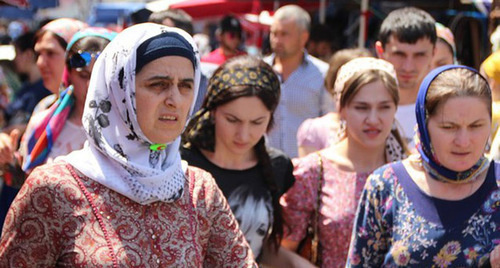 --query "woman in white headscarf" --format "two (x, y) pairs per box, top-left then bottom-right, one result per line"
(0, 23), (256, 267)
